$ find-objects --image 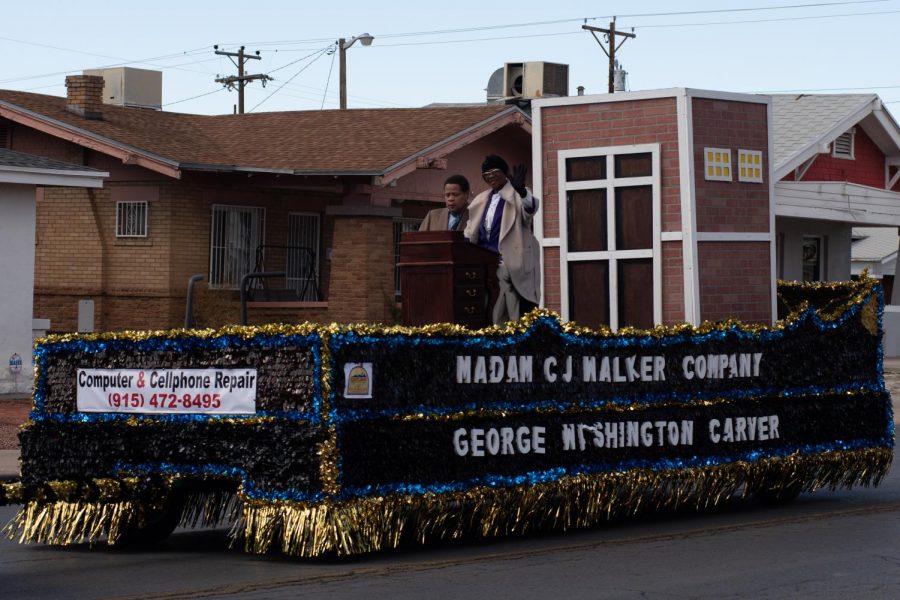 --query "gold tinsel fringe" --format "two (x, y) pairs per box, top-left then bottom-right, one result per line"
(179, 490), (241, 529)
(2, 500), (135, 546)
(233, 447), (892, 558)
(3, 448), (890, 555)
